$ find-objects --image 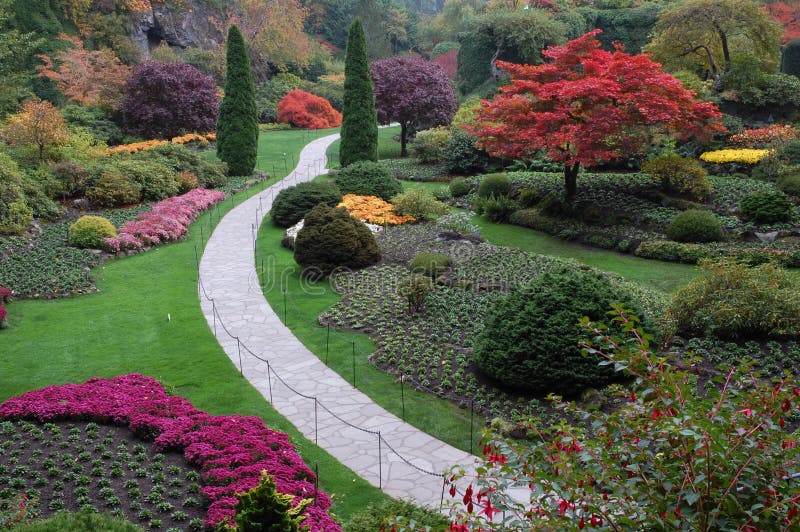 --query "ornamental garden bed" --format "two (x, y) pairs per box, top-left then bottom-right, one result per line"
(0, 375), (339, 531)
